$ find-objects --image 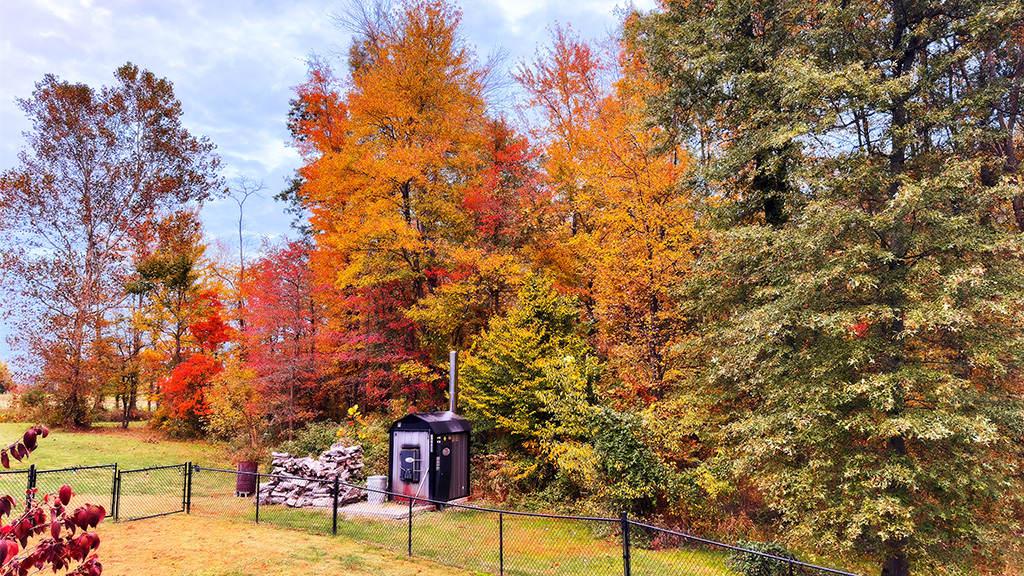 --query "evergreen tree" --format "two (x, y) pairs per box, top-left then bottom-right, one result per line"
(632, 2), (1024, 574)
(460, 274), (591, 448)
